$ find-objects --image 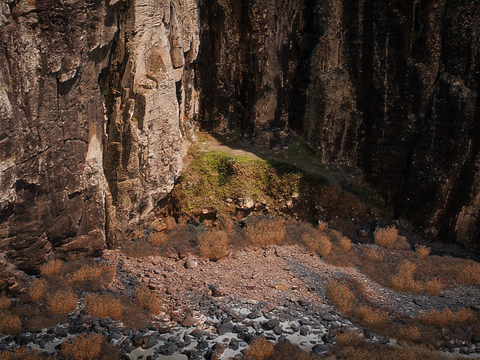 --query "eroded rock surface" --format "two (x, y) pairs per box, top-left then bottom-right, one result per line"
(0, 0), (199, 287)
